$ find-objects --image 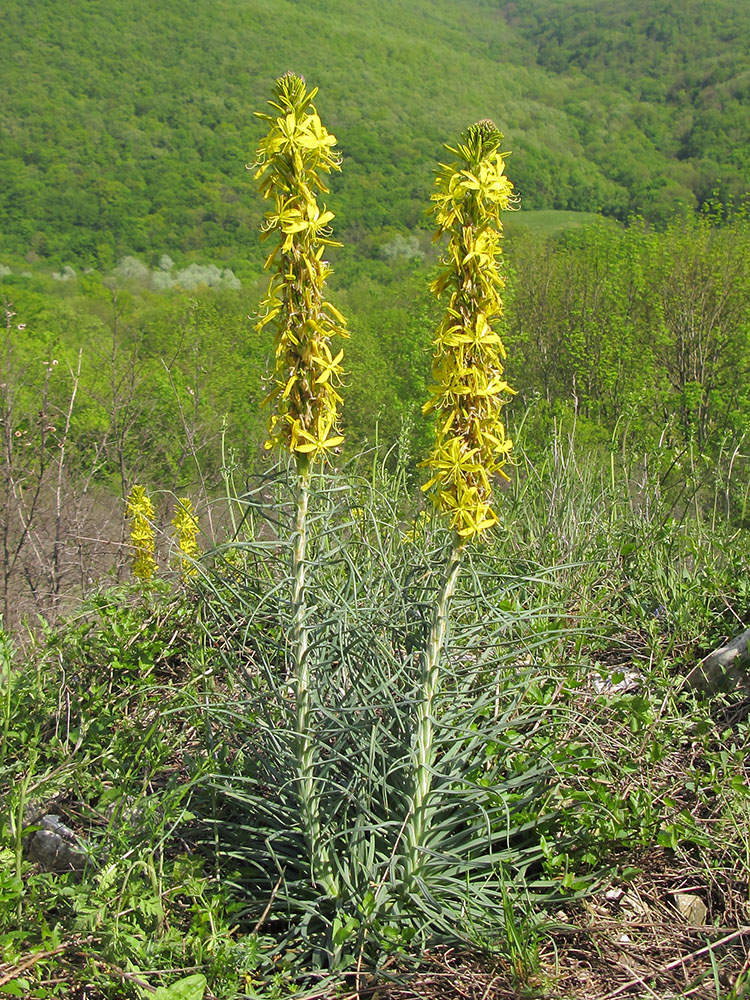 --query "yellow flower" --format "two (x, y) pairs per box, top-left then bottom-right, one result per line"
(293, 407), (345, 459)
(421, 437), (482, 493)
